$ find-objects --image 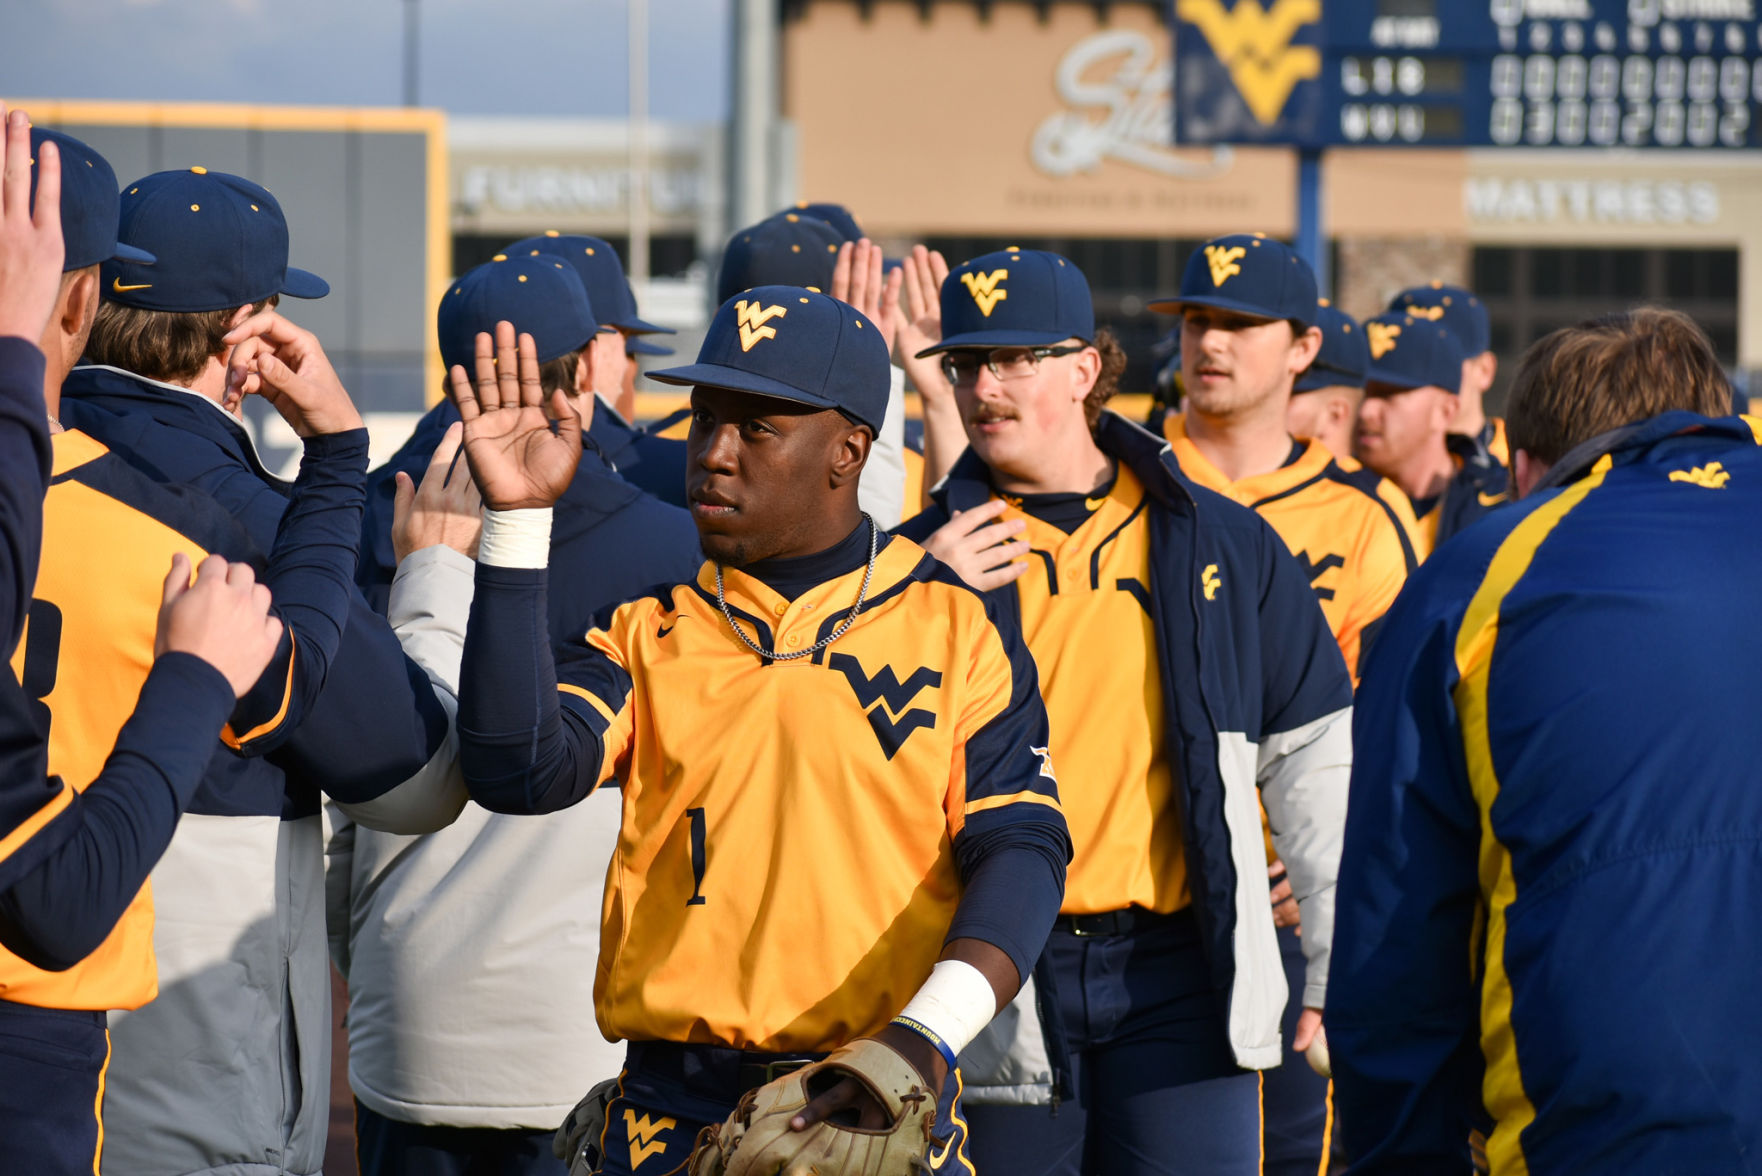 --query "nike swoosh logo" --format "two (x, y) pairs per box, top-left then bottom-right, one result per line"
(1478, 491), (1507, 506)
(656, 622), (676, 639)
(112, 278), (152, 292)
